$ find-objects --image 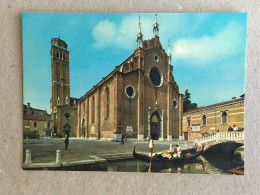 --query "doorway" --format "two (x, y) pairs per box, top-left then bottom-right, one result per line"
(150, 111), (160, 140)
(63, 123), (71, 137)
(184, 131), (189, 141)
